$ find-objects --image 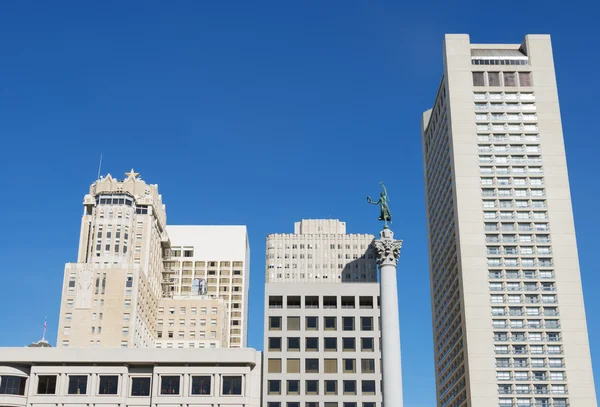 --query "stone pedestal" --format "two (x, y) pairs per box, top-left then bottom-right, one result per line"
(374, 227), (403, 407)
